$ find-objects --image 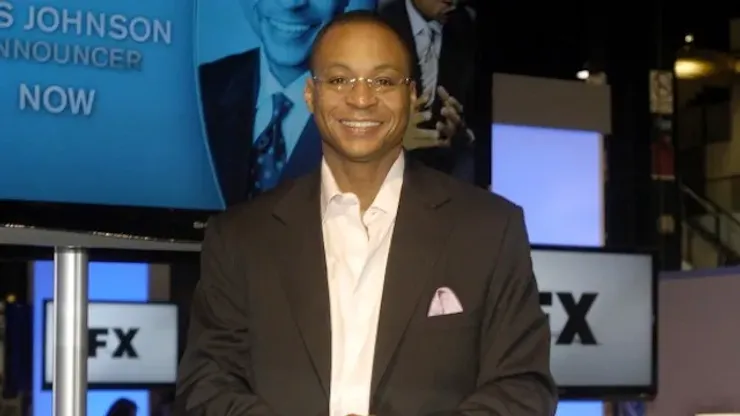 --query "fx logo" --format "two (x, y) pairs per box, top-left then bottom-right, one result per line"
(88, 327), (139, 358)
(539, 292), (598, 345)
